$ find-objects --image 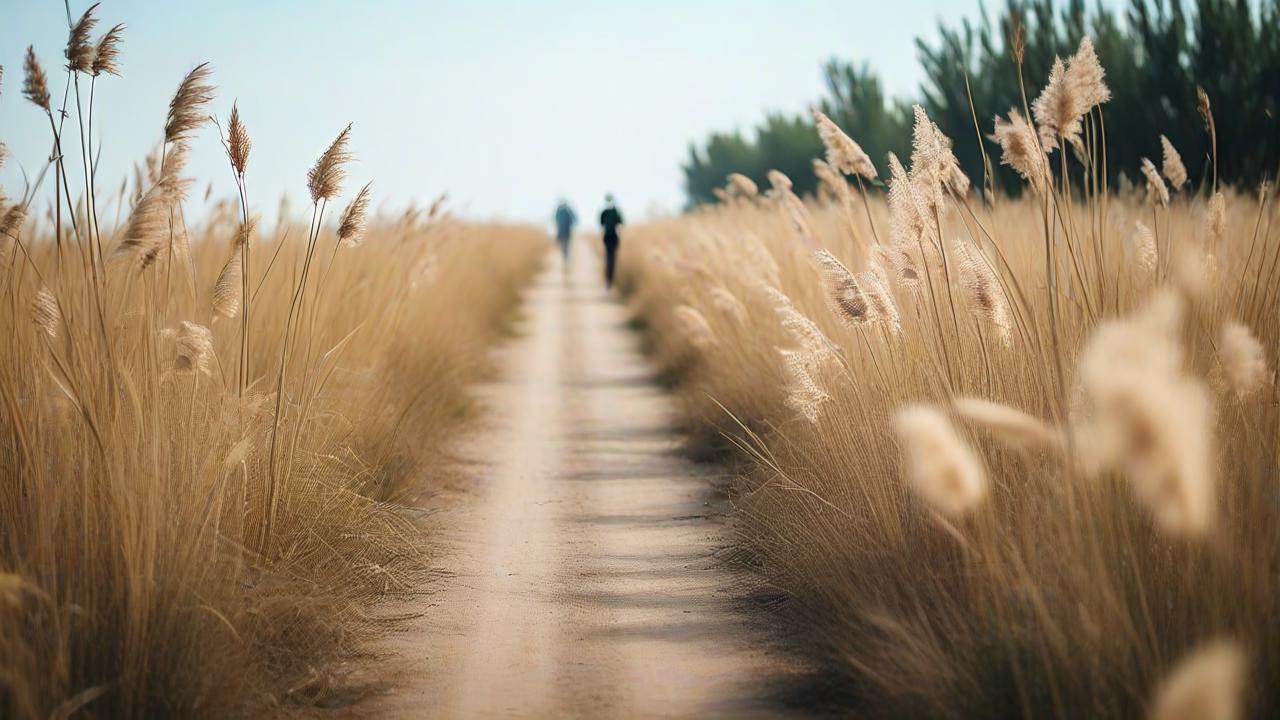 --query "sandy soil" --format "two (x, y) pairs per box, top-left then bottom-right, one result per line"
(367, 248), (800, 718)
